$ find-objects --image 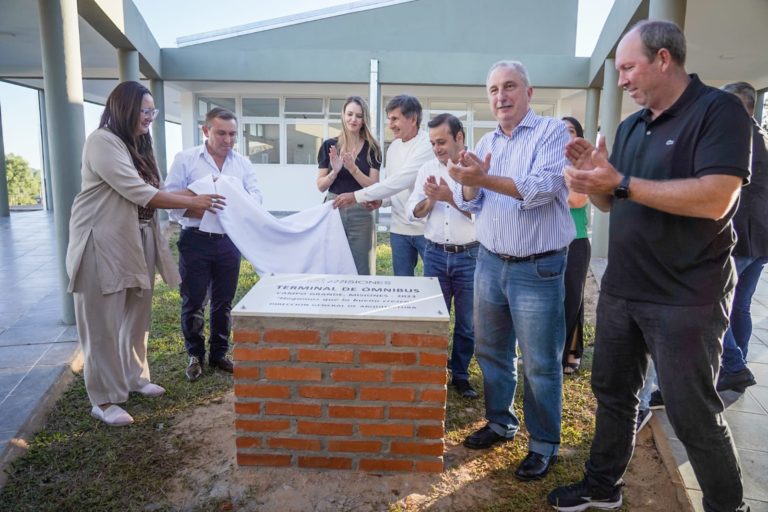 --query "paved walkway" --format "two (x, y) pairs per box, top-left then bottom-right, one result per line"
(0, 210), (766, 511)
(0, 210), (80, 481)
